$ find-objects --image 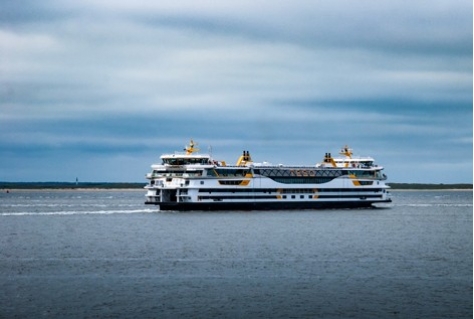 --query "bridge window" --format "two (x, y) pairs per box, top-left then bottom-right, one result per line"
(162, 157), (210, 165)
